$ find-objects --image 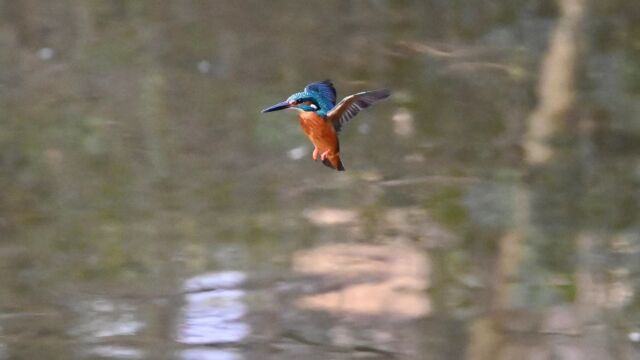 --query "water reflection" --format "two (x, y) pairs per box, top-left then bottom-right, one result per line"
(177, 272), (249, 347)
(87, 345), (143, 360)
(1, 0), (640, 359)
(72, 299), (144, 339)
(302, 207), (359, 226)
(179, 348), (241, 360)
(71, 299), (145, 359)
(294, 242), (430, 318)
